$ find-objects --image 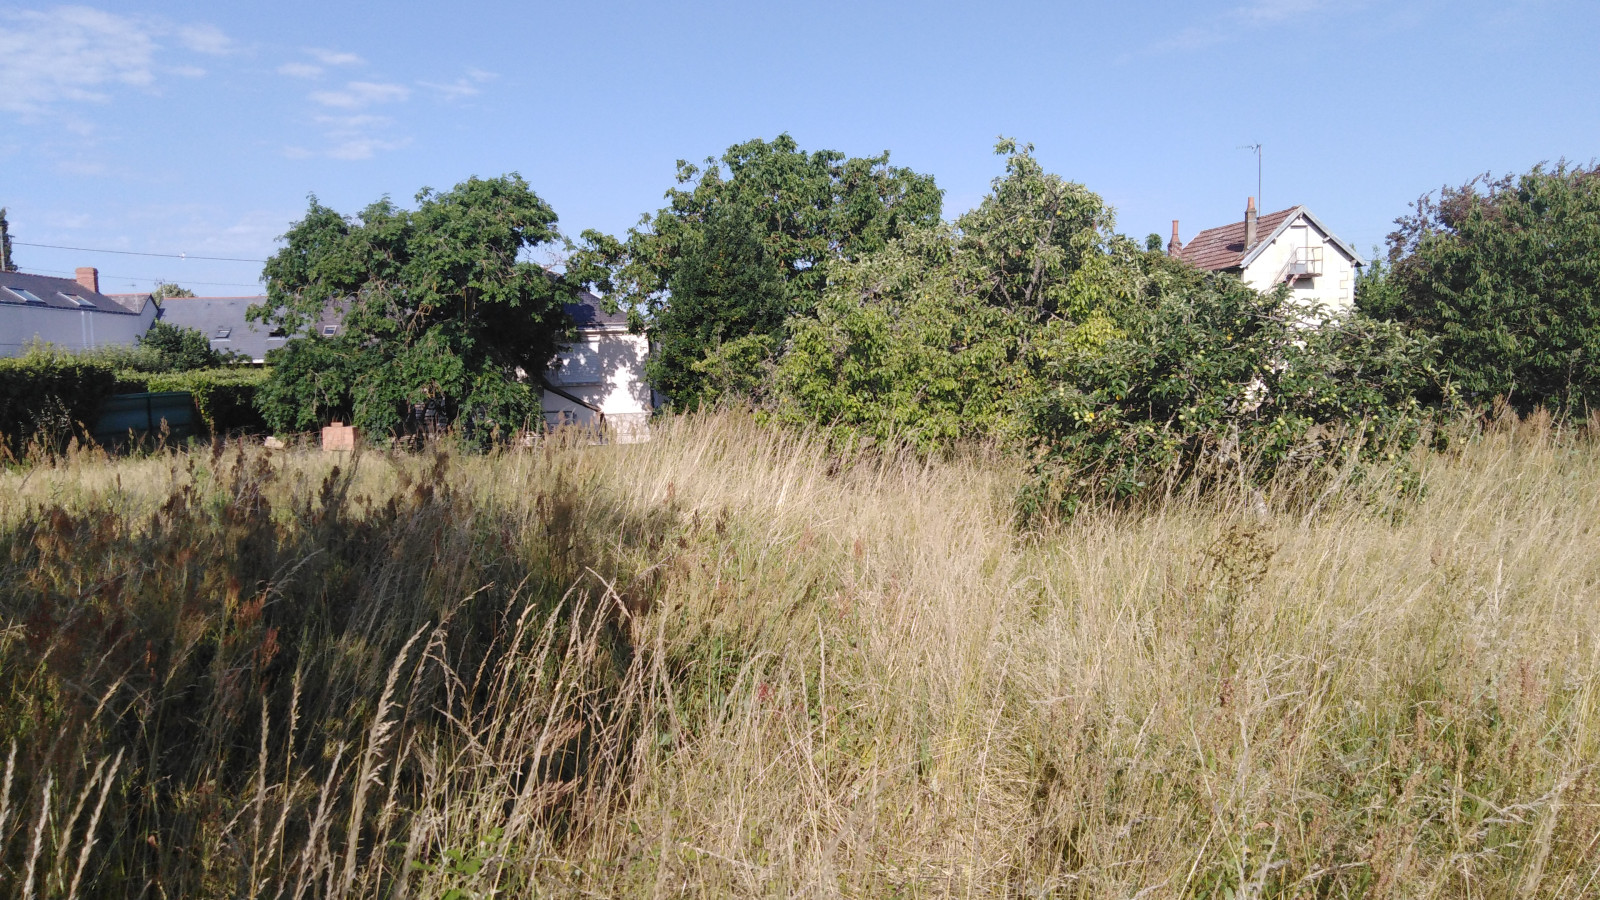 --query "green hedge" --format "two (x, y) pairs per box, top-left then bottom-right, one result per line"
(116, 367), (270, 435)
(0, 350), (117, 457)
